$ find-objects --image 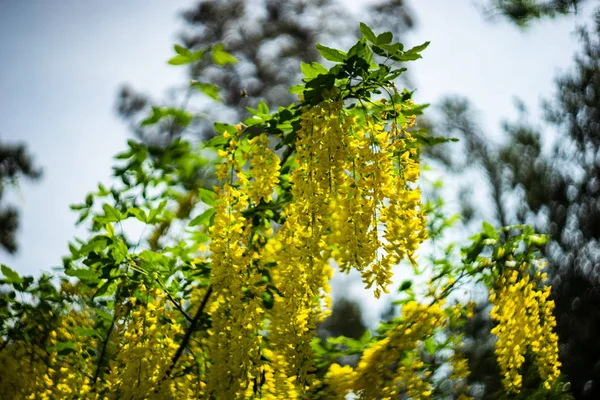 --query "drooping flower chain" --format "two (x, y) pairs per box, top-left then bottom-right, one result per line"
(489, 265), (562, 392)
